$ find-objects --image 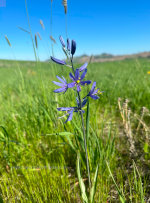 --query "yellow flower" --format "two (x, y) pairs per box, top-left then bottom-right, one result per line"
(147, 71), (150, 74)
